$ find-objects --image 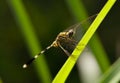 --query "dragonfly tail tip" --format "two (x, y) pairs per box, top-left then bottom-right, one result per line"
(23, 64), (27, 69)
